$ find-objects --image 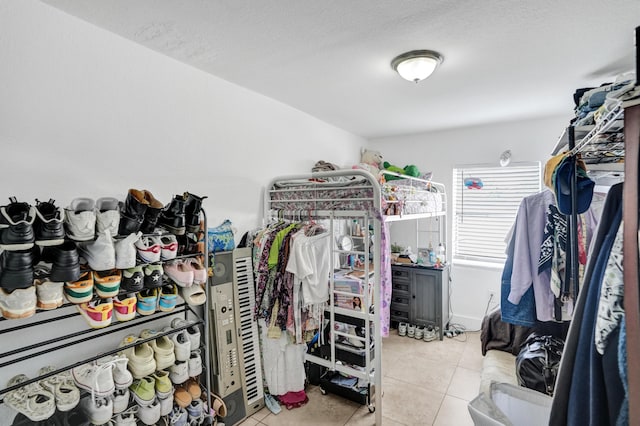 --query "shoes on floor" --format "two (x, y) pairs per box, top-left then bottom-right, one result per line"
(0, 197), (36, 250)
(143, 264), (164, 289)
(164, 259), (194, 287)
(414, 326), (424, 340)
(95, 197), (120, 237)
(4, 374), (56, 422)
(0, 285), (36, 319)
(136, 288), (158, 316)
(94, 269), (121, 298)
(38, 366), (80, 412)
(159, 234), (178, 261)
(135, 235), (162, 263)
(0, 249), (35, 289)
(121, 265), (144, 292)
(64, 268), (94, 304)
(407, 324), (416, 338)
(140, 328), (176, 371)
(34, 199), (65, 246)
(47, 241), (81, 283)
(113, 293), (137, 322)
(77, 230), (116, 271)
(64, 198), (96, 242)
(114, 232), (142, 269)
(424, 326), (438, 342)
(118, 189), (148, 236)
(264, 393), (281, 415)
(158, 194), (187, 236)
(180, 283), (206, 306)
(118, 334), (156, 379)
(158, 283), (178, 312)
